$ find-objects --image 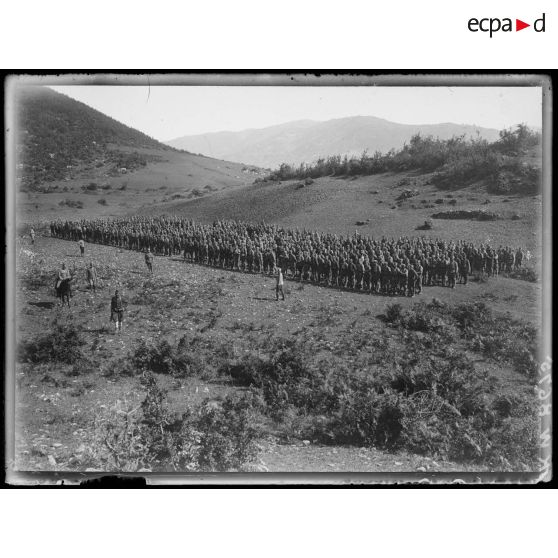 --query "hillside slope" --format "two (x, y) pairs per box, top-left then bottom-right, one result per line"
(166, 116), (500, 168)
(15, 86), (178, 188)
(144, 172), (542, 260)
(15, 87), (264, 222)
(15, 235), (540, 473)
